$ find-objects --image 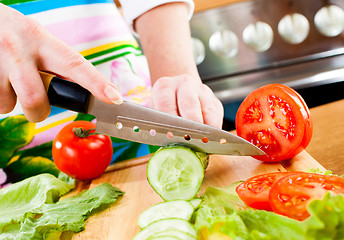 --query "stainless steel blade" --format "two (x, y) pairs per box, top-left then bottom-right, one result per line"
(88, 97), (265, 156)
